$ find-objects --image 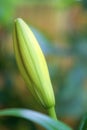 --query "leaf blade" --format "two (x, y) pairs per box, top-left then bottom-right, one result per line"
(0, 108), (72, 130)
